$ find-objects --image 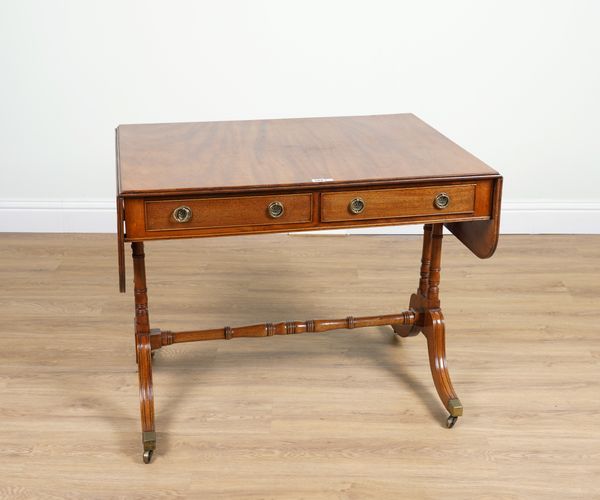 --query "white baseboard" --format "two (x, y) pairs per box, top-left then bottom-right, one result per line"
(0, 199), (598, 234)
(0, 200), (116, 233)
